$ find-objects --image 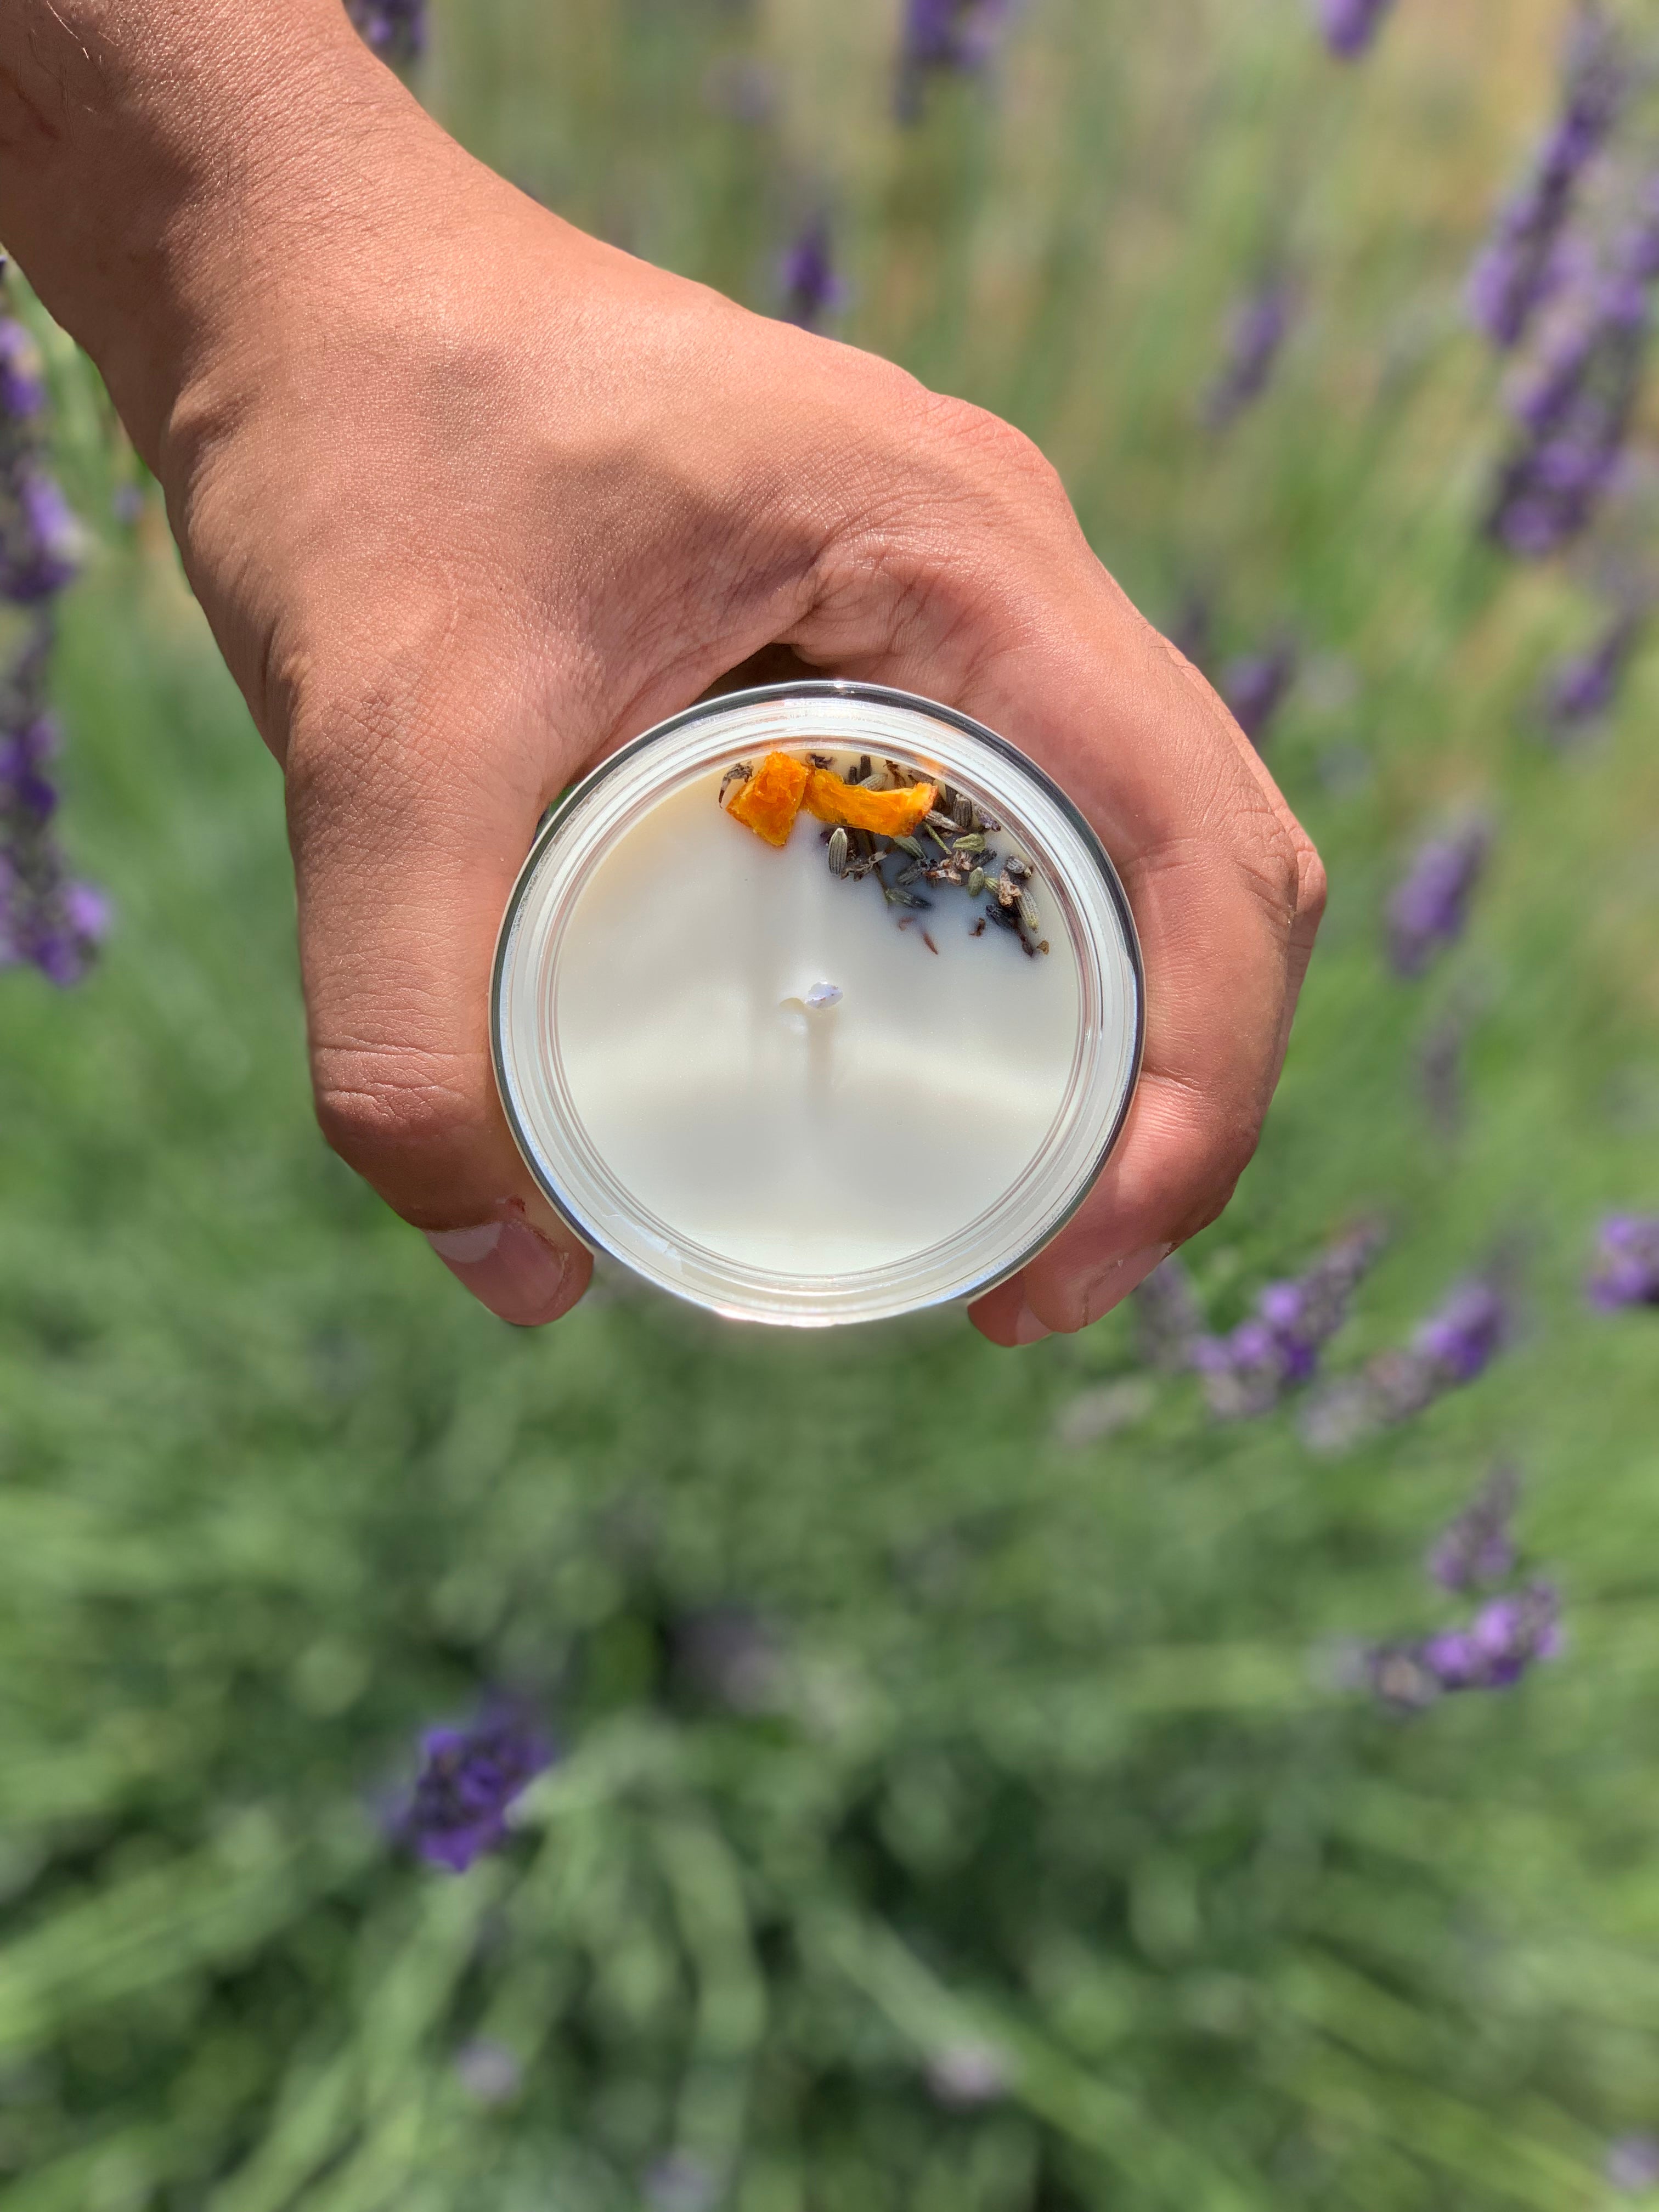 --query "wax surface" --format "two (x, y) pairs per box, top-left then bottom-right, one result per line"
(551, 770), (1084, 1276)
